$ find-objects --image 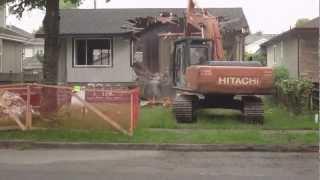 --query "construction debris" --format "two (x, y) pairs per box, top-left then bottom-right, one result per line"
(141, 97), (172, 107)
(122, 12), (179, 33)
(0, 91), (26, 118)
(0, 90), (27, 131)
